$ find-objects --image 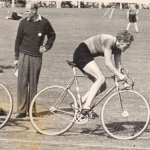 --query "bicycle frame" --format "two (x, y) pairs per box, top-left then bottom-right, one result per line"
(29, 61), (149, 139)
(65, 66), (120, 111)
(66, 59), (135, 113)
